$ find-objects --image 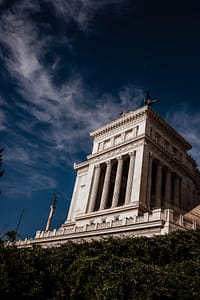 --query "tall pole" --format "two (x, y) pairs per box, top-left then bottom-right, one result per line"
(45, 194), (58, 232)
(15, 209), (24, 238)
